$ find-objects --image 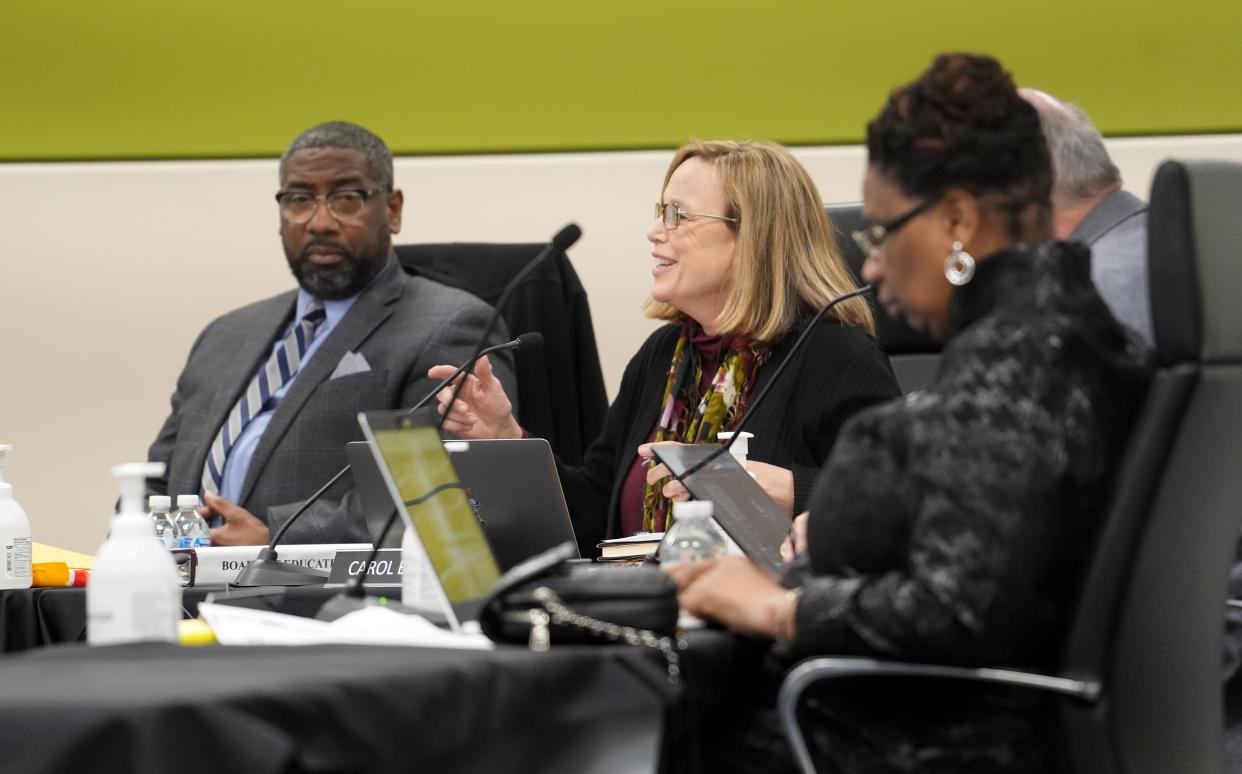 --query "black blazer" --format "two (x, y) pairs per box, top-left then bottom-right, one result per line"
(558, 319), (901, 554)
